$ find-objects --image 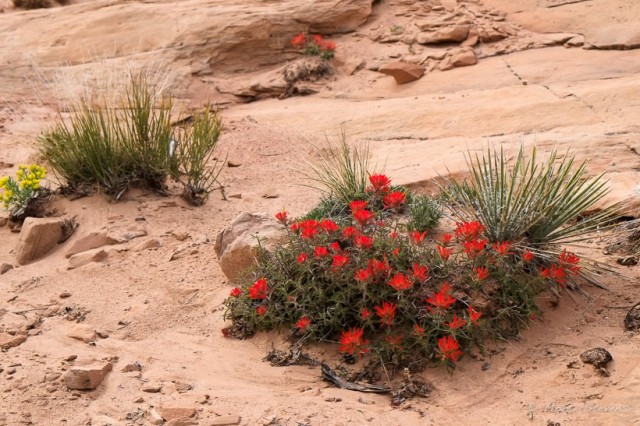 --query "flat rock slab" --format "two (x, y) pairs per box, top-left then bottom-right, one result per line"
(378, 62), (426, 84)
(63, 361), (113, 390)
(0, 332), (27, 350)
(15, 217), (73, 265)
